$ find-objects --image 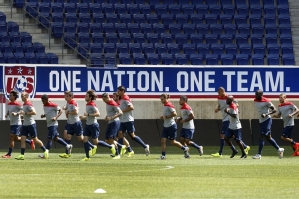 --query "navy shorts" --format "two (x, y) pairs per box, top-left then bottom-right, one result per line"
(21, 124), (37, 138)
(225, 128), (242, 141)
(180, 128), (194, 139)
(11, 125), (21, 135)
(260, 118), (272, 136)
(282, 126), (294, 138)
(221, 121), (230, 134)
(106, 120), (120, 140)
(119, 121), (135, 134)
(64, 123), (68, 131)
(84, 123), (100, 139)
(48, 126), (59, 139)
(67, 121), (83, 136)
(162, 123), (177, 140)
